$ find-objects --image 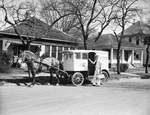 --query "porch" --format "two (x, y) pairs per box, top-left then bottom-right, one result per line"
(108, 48), (143, 68)
(1, 39), (75, 63)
